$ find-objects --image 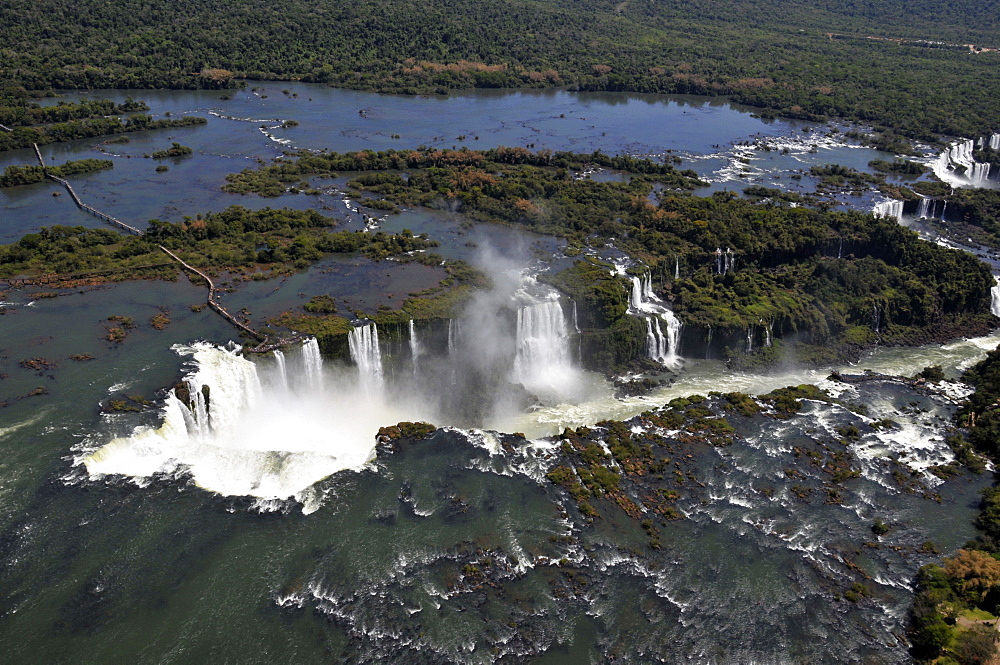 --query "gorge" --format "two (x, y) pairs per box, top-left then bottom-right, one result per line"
(2, 82), (1000, 663)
